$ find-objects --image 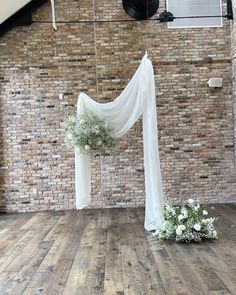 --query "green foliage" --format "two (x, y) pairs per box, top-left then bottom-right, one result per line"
(153, 199), (218, 243)
(62, 111), (119, 155)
